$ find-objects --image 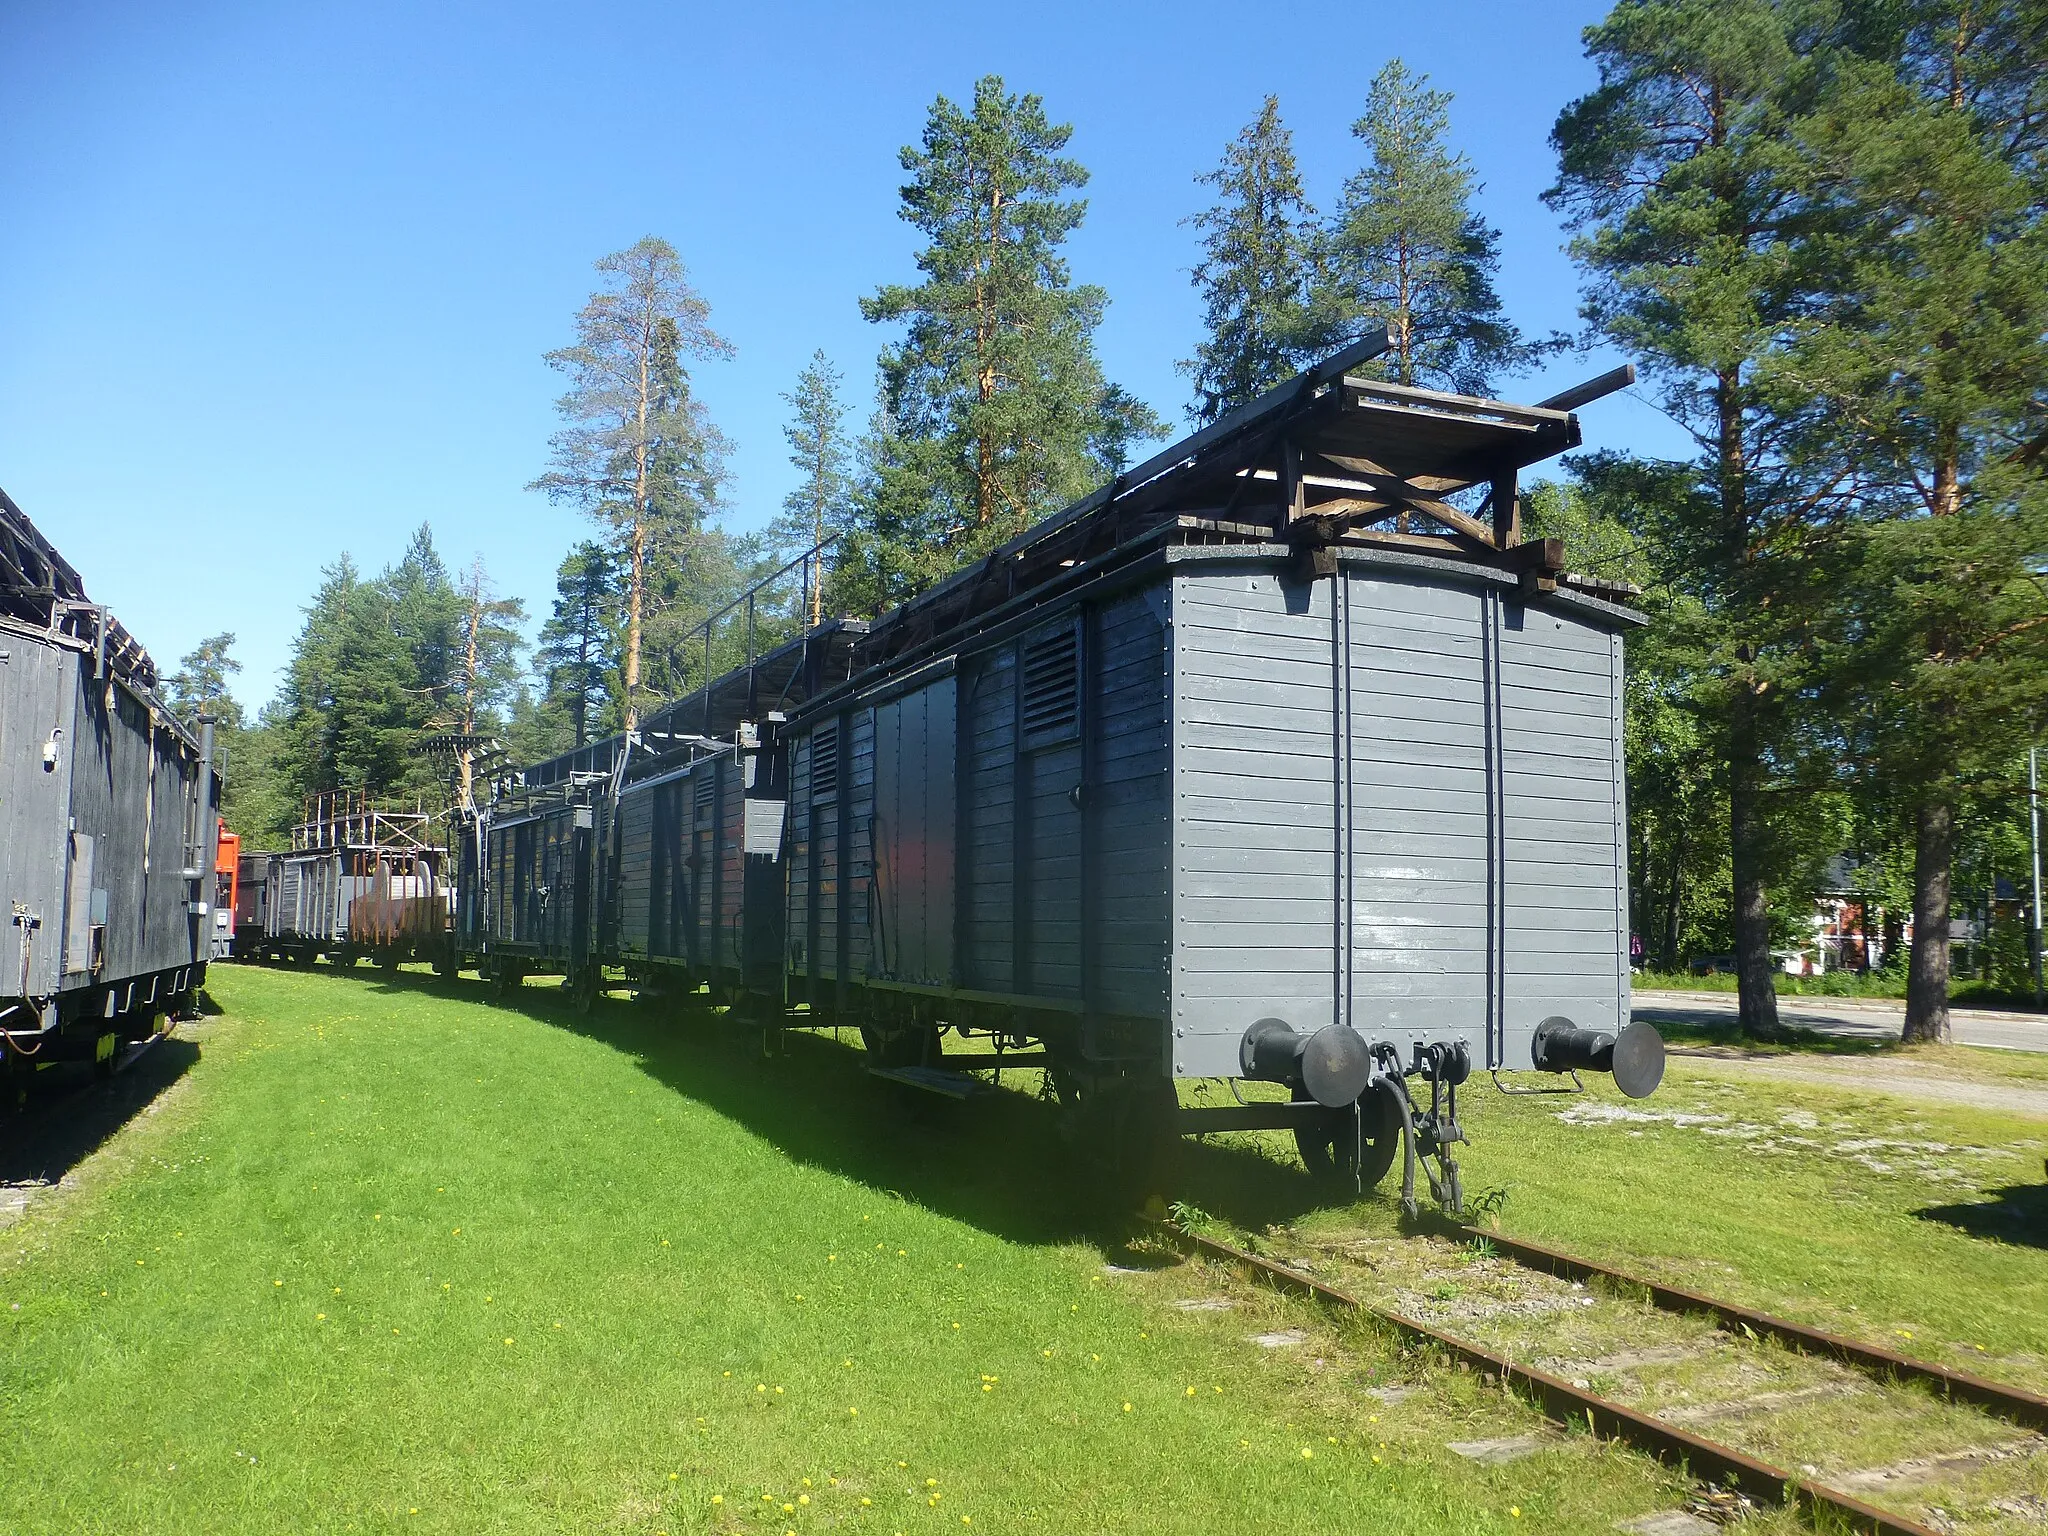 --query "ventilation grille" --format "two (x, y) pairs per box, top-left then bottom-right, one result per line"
(694, 772), (717, 819)
(810, 722), (840, 802)
(1021, 624), (1080, 749)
